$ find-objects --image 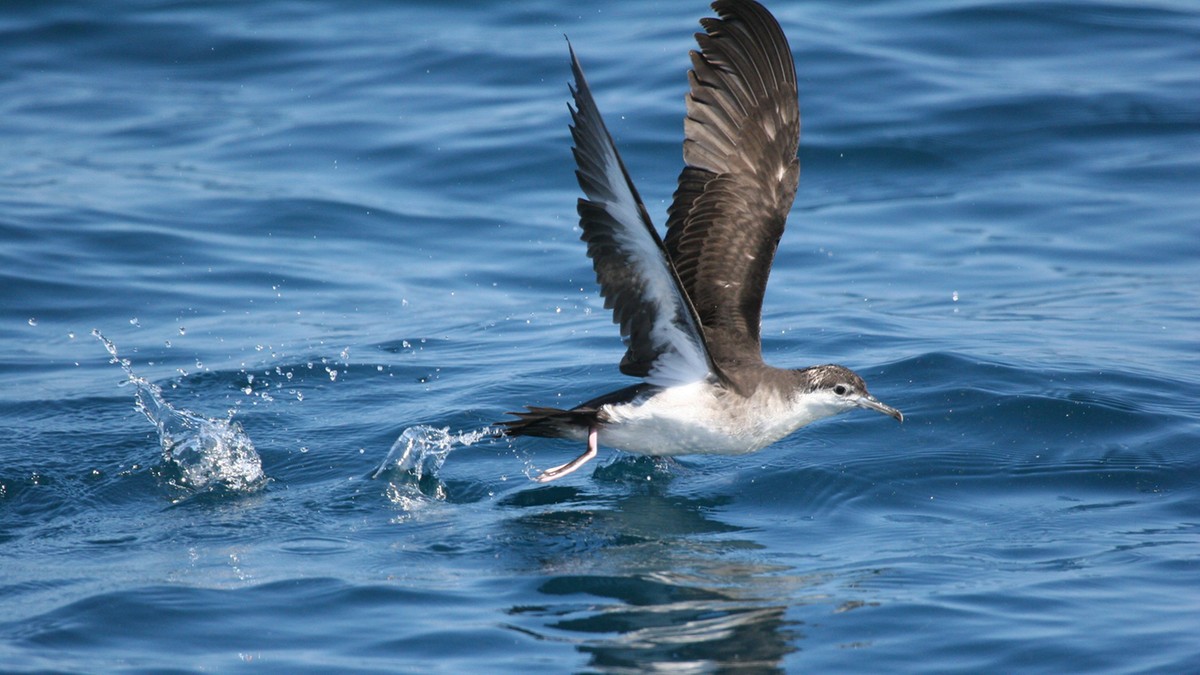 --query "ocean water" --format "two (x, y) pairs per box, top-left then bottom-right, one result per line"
(2, 0), (1198, 671)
